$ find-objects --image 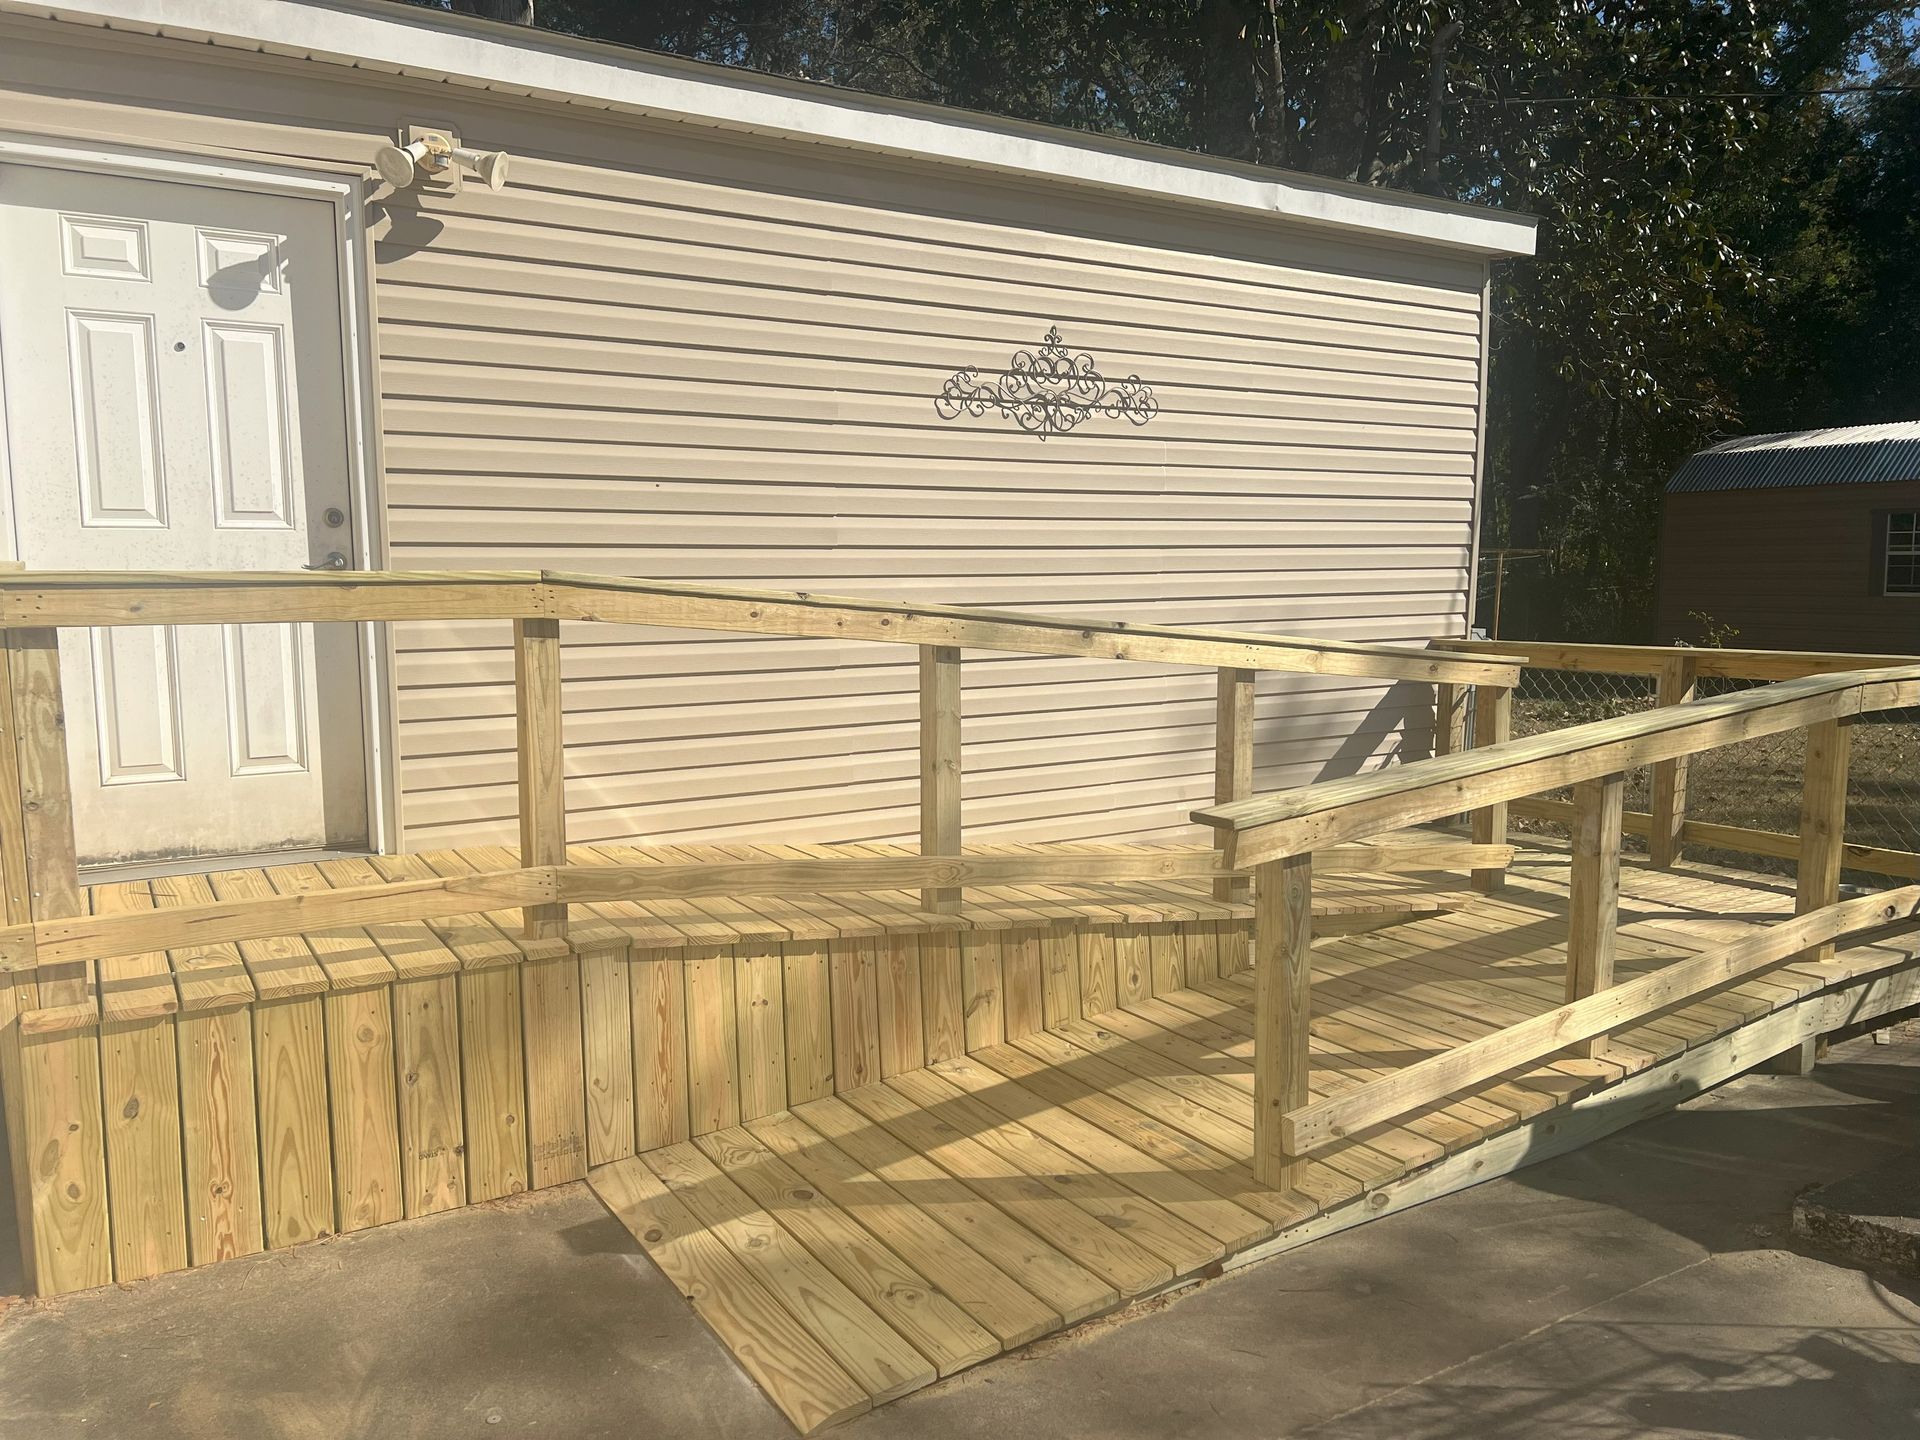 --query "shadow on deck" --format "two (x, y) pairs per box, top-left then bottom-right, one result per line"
(586, 846), (1920, 1431)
